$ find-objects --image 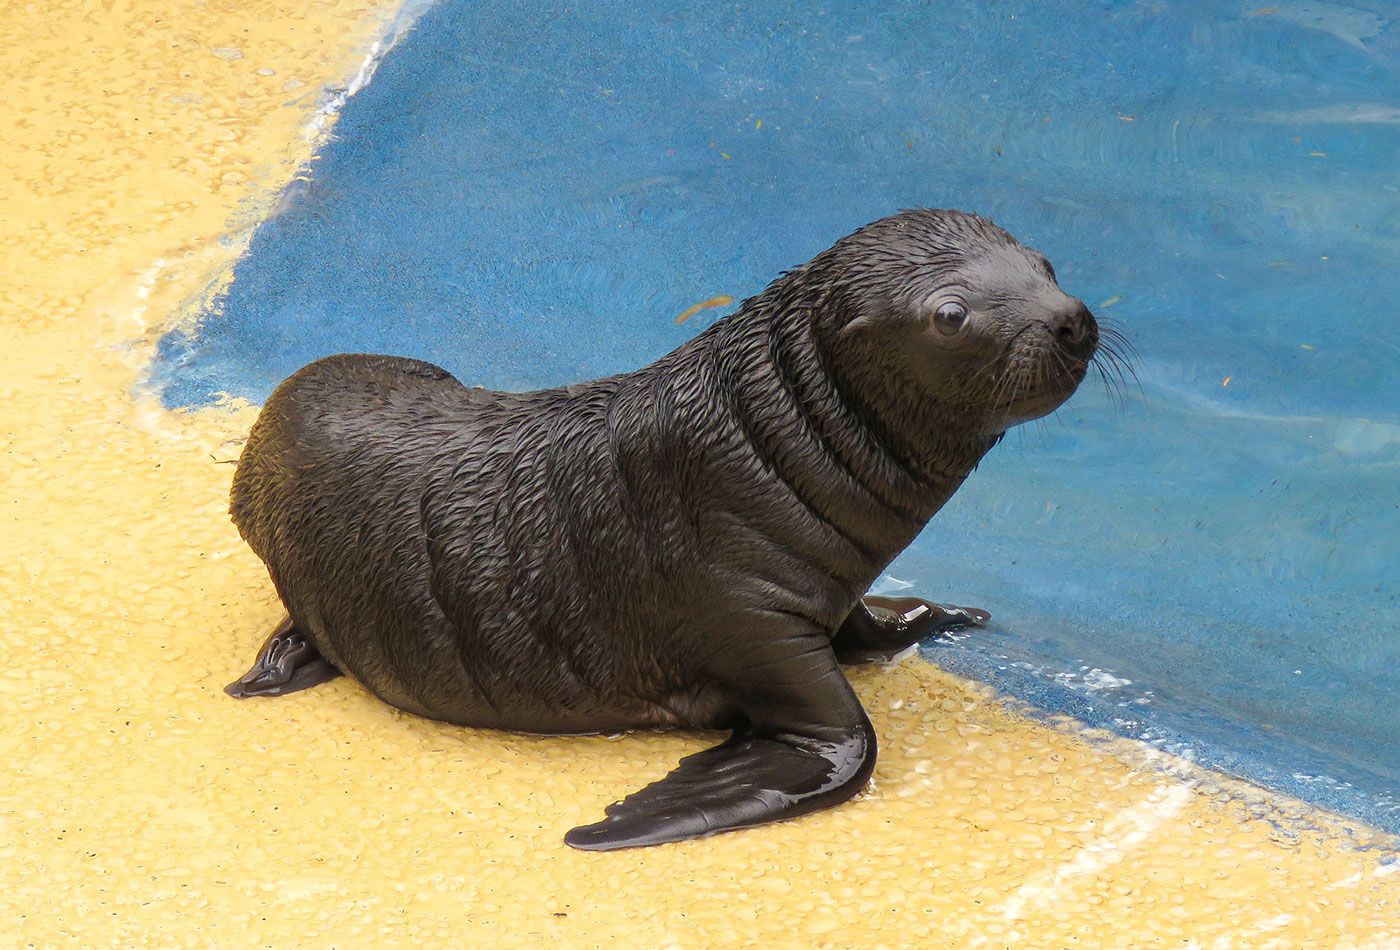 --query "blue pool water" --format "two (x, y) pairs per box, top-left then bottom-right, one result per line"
(150, 0), (1400, 832)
